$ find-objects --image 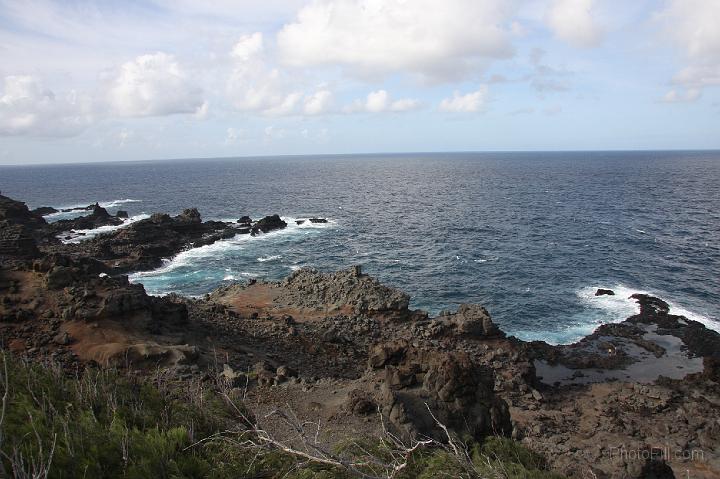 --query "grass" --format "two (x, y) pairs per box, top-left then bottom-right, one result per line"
(0, 353), (564, 478)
